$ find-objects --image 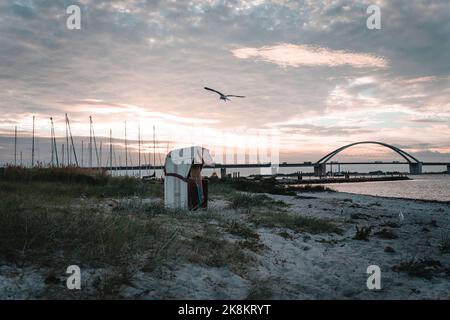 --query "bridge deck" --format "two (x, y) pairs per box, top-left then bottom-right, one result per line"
(100, 162), (450, 171)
